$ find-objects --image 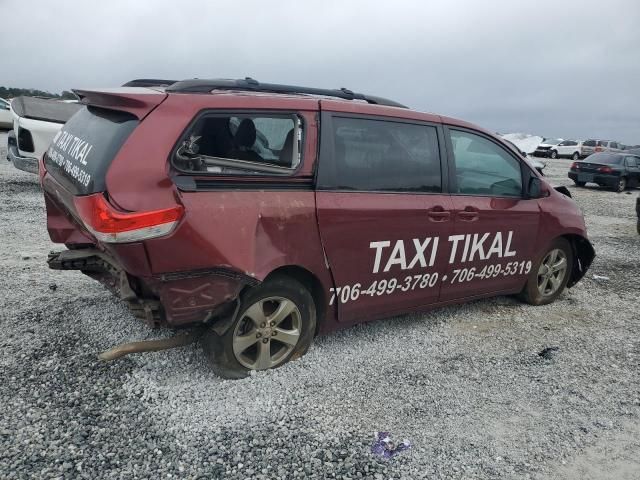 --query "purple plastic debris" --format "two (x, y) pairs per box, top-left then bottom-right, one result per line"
(371, 432), (411, 459)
